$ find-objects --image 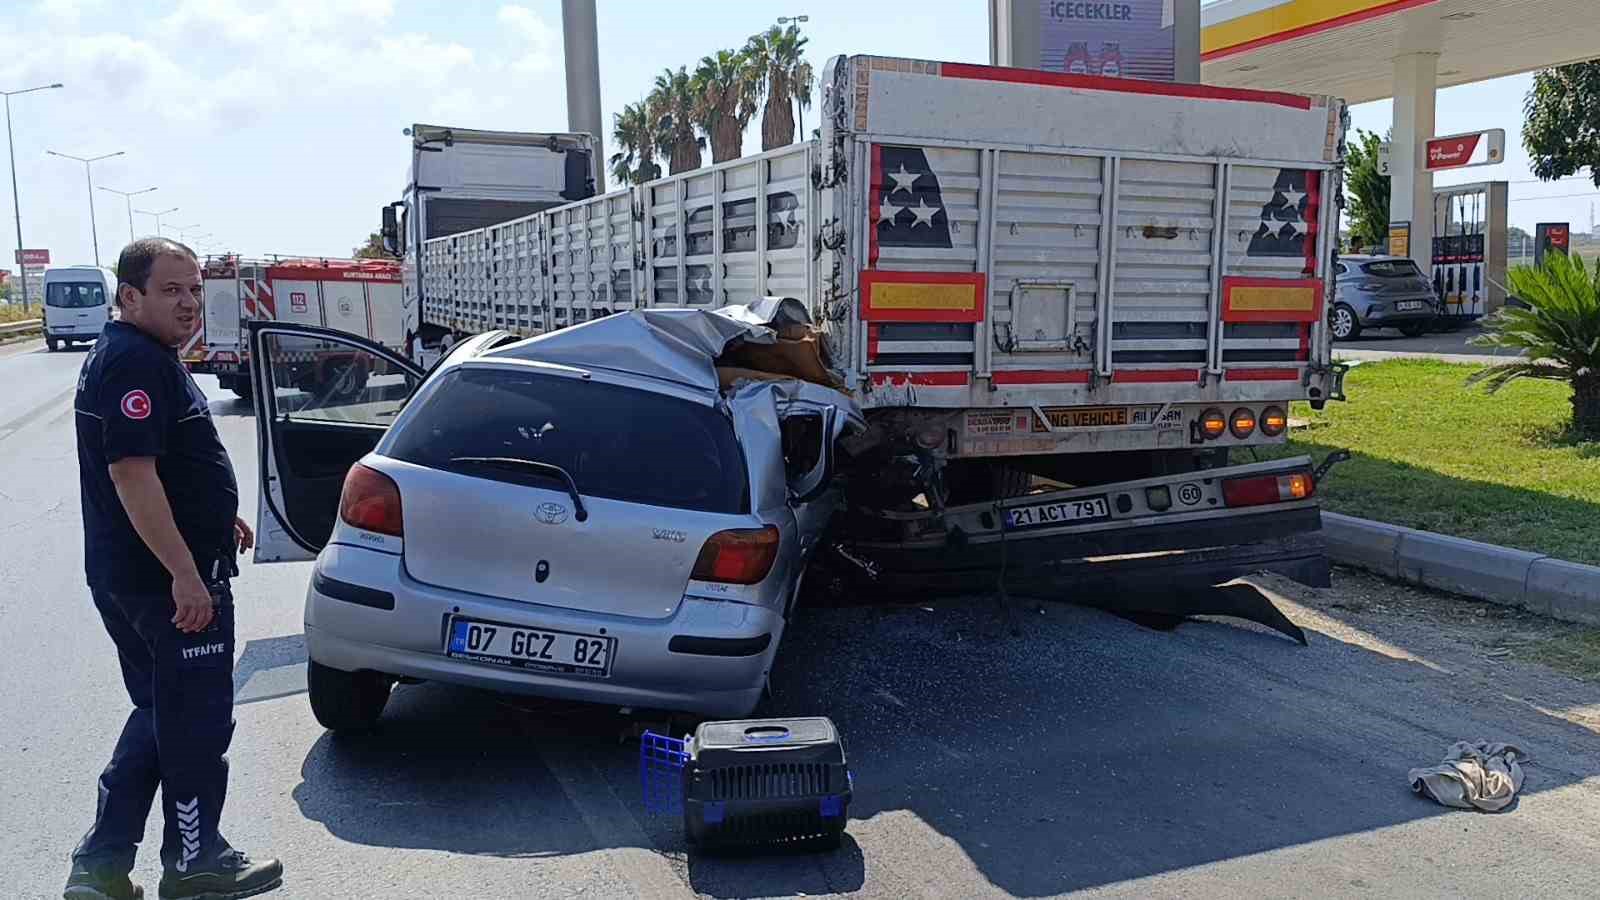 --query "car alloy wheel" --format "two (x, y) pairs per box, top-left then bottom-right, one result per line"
(1331, 306), (1356, 340)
